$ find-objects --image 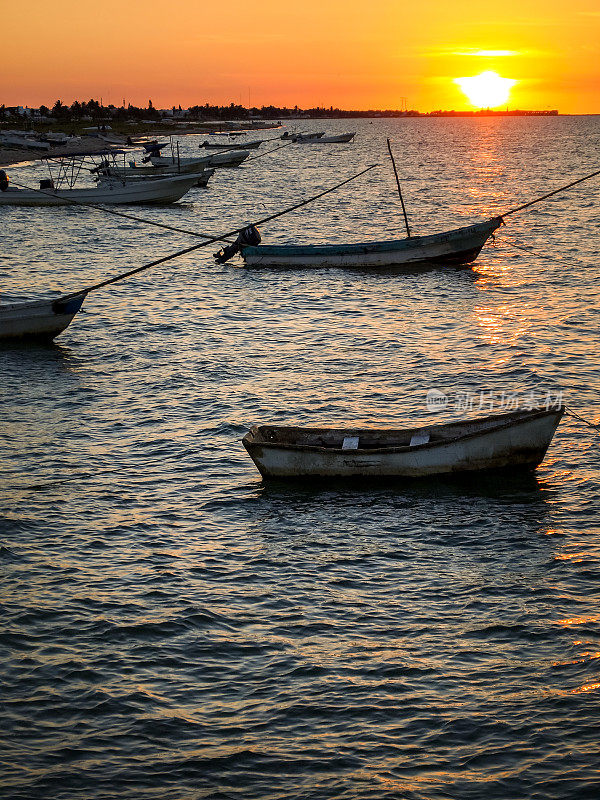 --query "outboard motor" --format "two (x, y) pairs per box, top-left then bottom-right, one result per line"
(40, 178), (54, 190)
(90, 159), (110, 175)
(214, 224), (261, 264)
(0, 170), (8, 191)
